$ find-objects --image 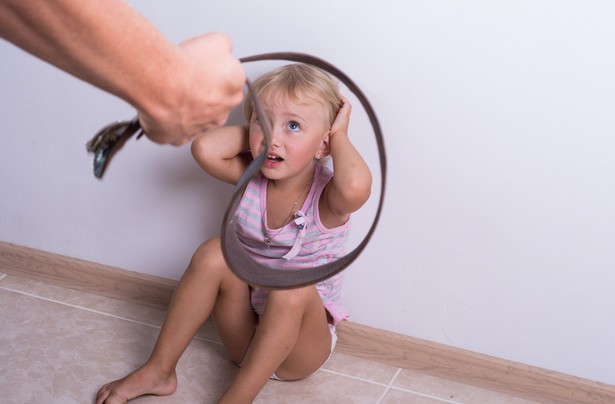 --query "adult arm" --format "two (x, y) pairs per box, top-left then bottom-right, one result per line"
(0, 0), (245, 145)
